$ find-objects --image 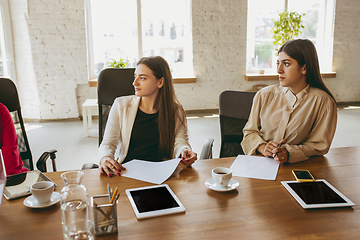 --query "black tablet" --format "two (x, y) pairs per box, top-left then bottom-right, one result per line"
(126, 184), (185, 219)
(281, 179), (355, 209)
(3, 170), (56, 200)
